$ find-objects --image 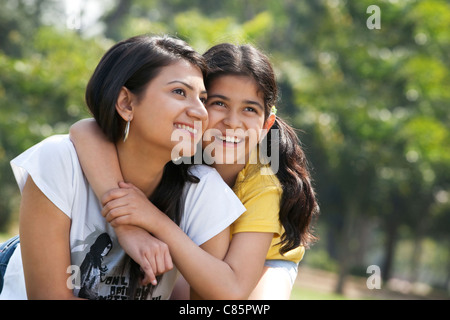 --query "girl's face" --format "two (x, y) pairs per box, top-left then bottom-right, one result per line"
(127, 60), (208, 158)
(202, 75), (266, 166)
